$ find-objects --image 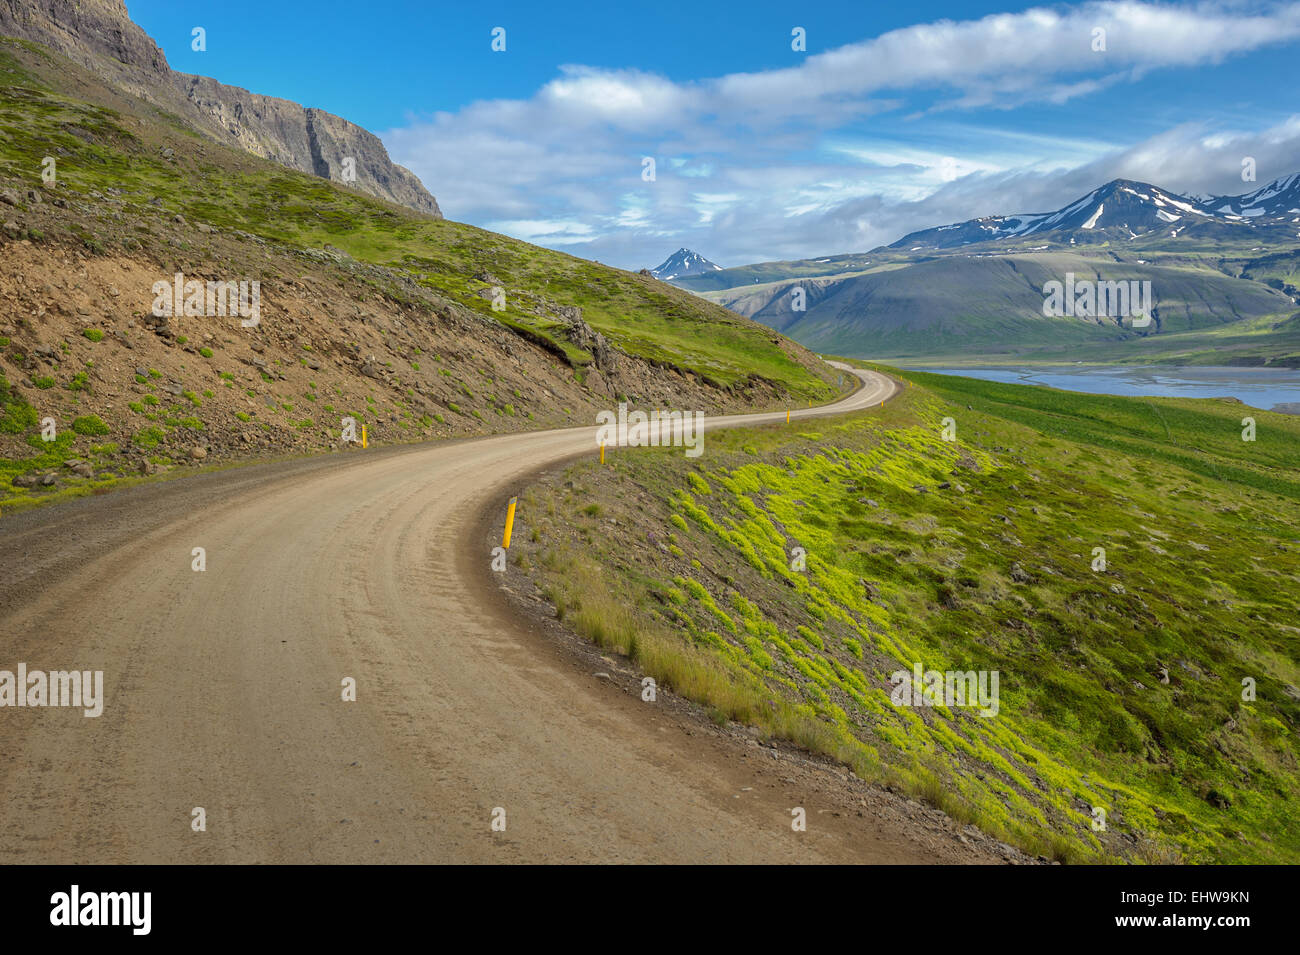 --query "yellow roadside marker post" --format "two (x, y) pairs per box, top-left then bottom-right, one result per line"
(361, 425), (368, 448)
(600, 442), (605, 464)
(786, 410), (790, 423)
(503, 496), (518, 549)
